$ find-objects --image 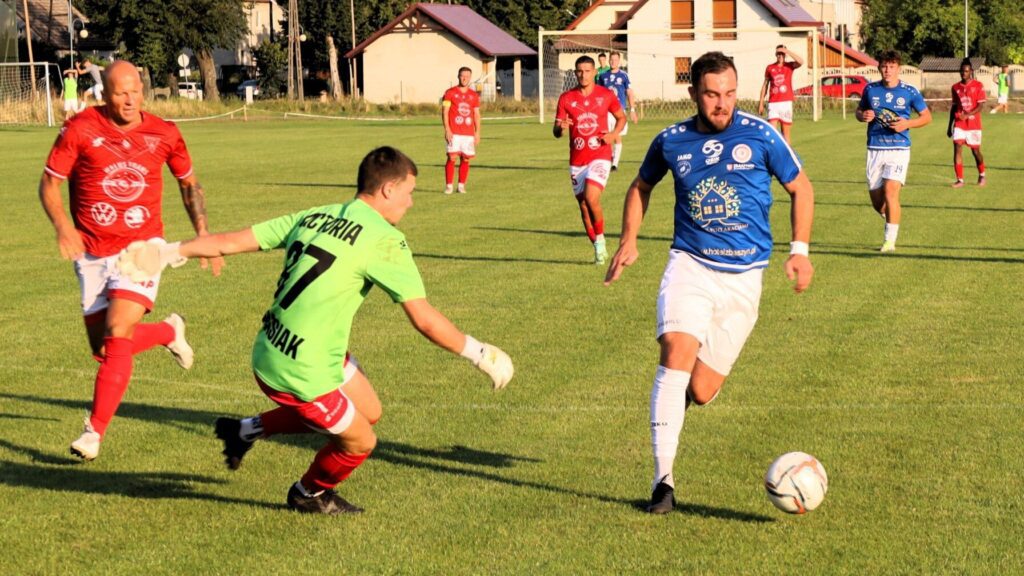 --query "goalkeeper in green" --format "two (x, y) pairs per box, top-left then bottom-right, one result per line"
(121, 146), (513, 515)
